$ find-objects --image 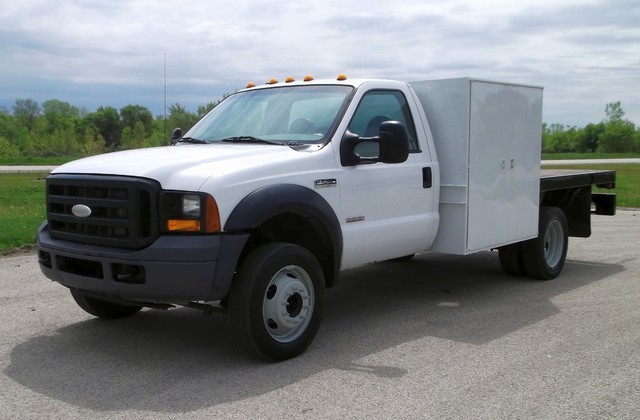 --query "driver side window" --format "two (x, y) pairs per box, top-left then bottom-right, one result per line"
(348, 90), (419, 152)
